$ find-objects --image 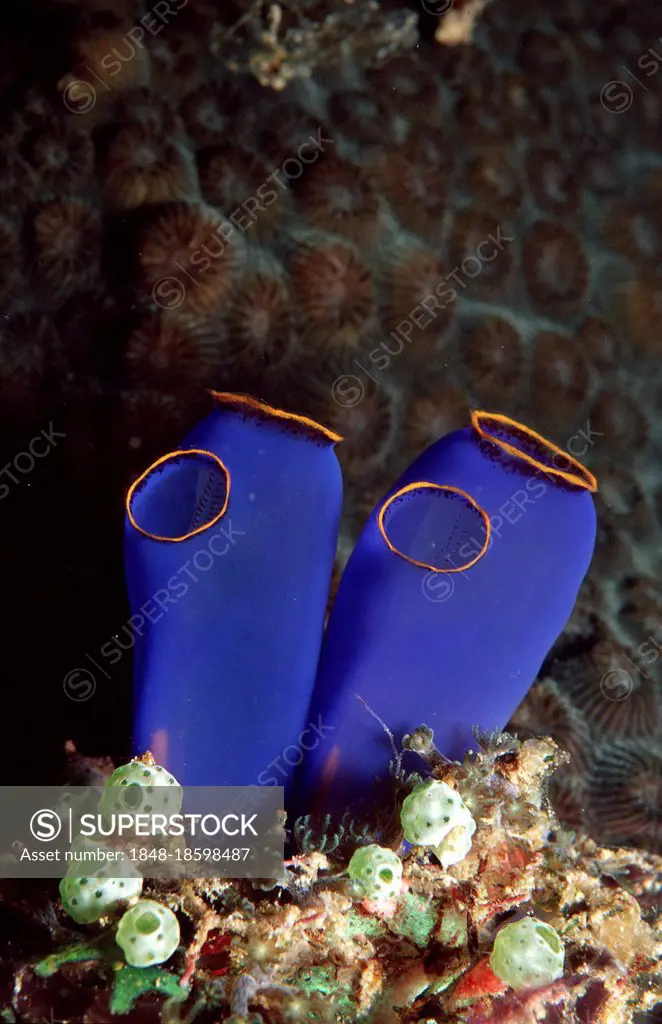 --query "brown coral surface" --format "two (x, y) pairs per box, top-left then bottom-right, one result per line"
(1, 0), (662, 899)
